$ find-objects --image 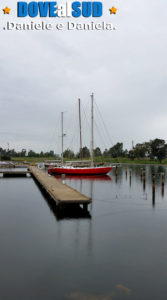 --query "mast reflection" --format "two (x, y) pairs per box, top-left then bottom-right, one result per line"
(54, 174), (111, 181)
